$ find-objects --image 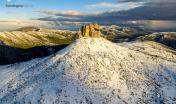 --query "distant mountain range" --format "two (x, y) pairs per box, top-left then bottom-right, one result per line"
(138, 32), (176, 49)
(101, 25), (176, 49)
